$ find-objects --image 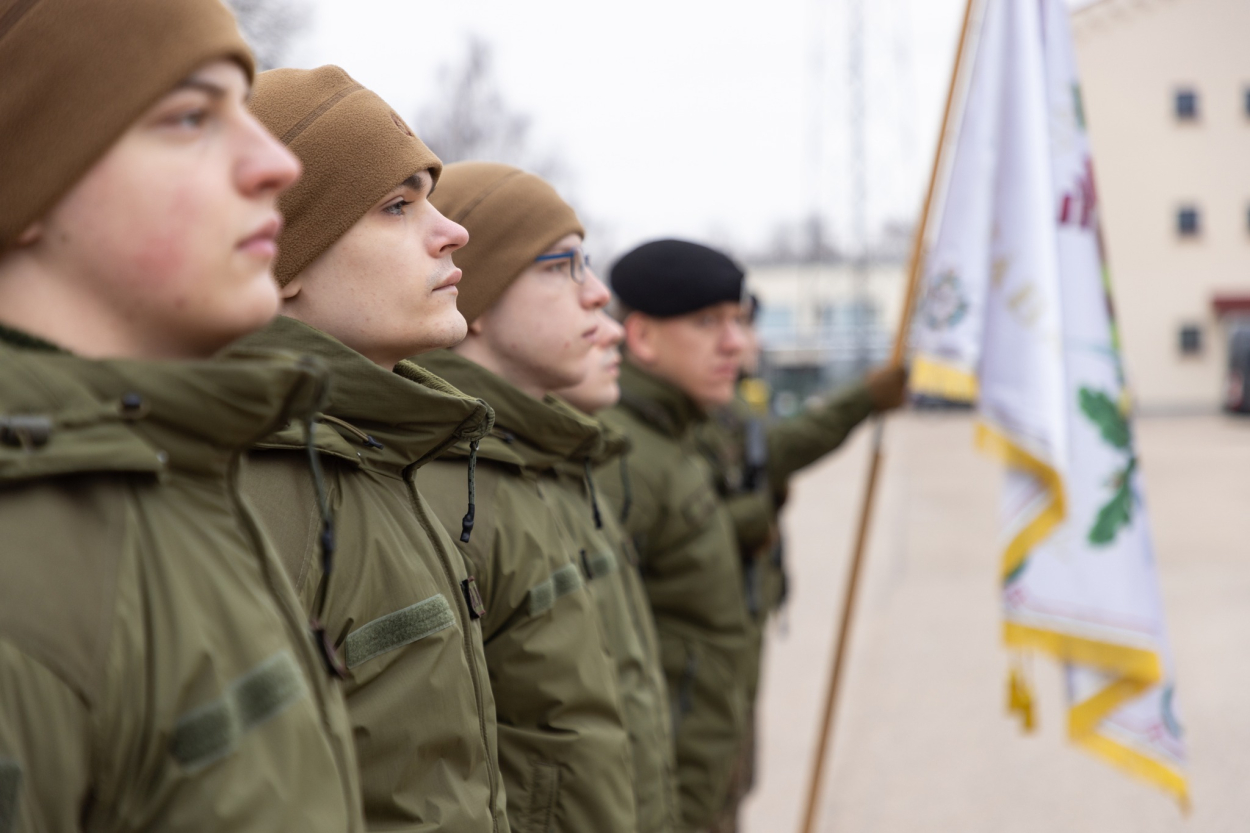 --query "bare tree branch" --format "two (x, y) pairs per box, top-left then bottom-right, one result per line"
(224, 0), (310, 71)
(415, 37), (567, 185)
